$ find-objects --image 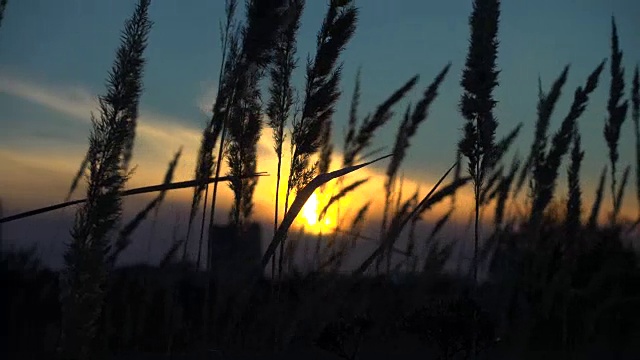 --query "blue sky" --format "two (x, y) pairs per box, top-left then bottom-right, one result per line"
(1, 1), (639, 267)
